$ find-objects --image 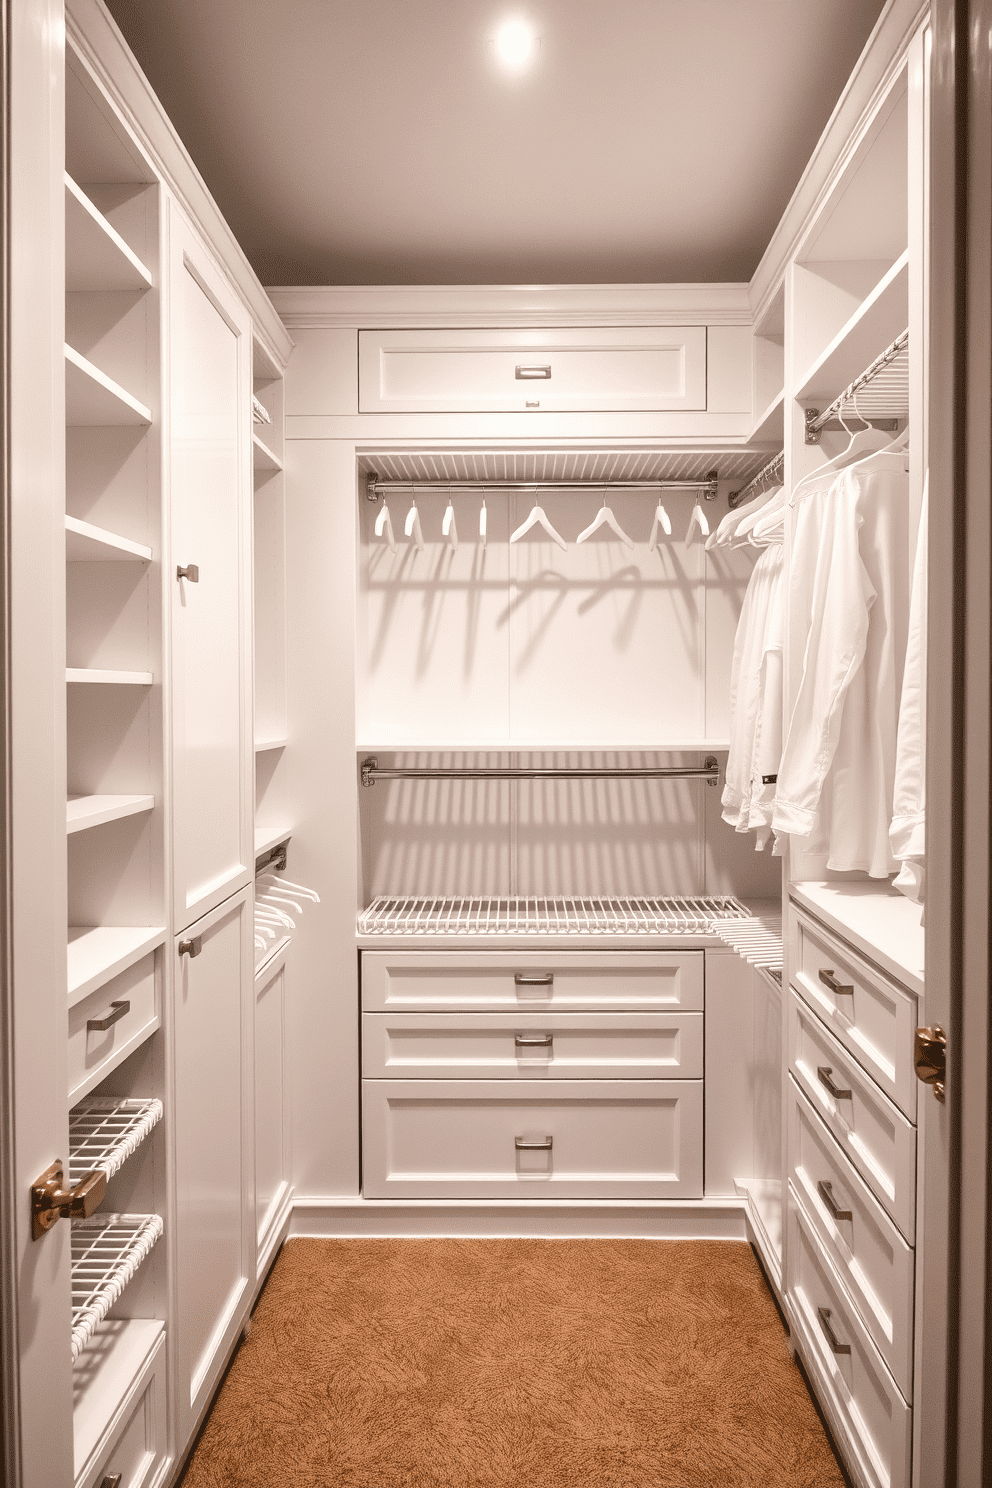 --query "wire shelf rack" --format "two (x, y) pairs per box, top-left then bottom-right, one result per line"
(357, 894), (751, 937)
(68, 1096), (163, 1184)
(709, 909), (784, 978)
(70, 1213), (164, 1362)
